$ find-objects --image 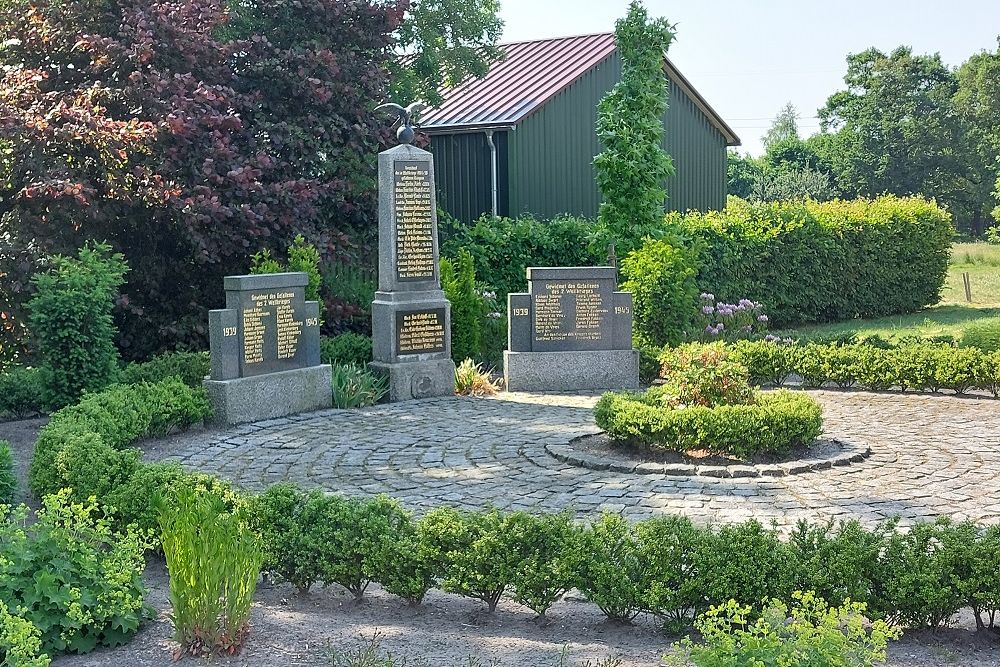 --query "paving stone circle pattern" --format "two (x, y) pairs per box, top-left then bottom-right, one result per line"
(166, 390), (1000, 528)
